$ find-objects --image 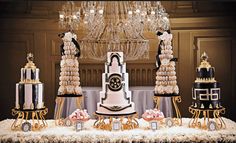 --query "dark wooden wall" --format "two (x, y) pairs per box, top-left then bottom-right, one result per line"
(0, 1), (235, 121)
